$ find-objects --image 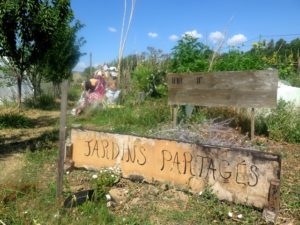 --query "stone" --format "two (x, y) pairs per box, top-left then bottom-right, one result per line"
(109, 188), (128, 204)
(160, 183), (169, 191)
(130, 197), (140, 206)
(106, 201), (116, 208)
(148, 185), (160, 196)
(262, 208), (277, 224)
